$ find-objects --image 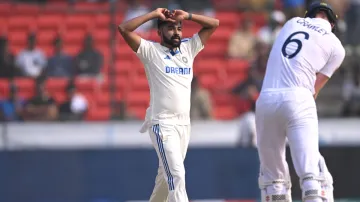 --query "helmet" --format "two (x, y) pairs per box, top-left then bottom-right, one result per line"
(305, 1), (338, 30)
